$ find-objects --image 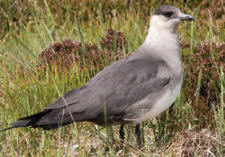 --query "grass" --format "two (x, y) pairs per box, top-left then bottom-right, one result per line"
(0, 0), (224, 156)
